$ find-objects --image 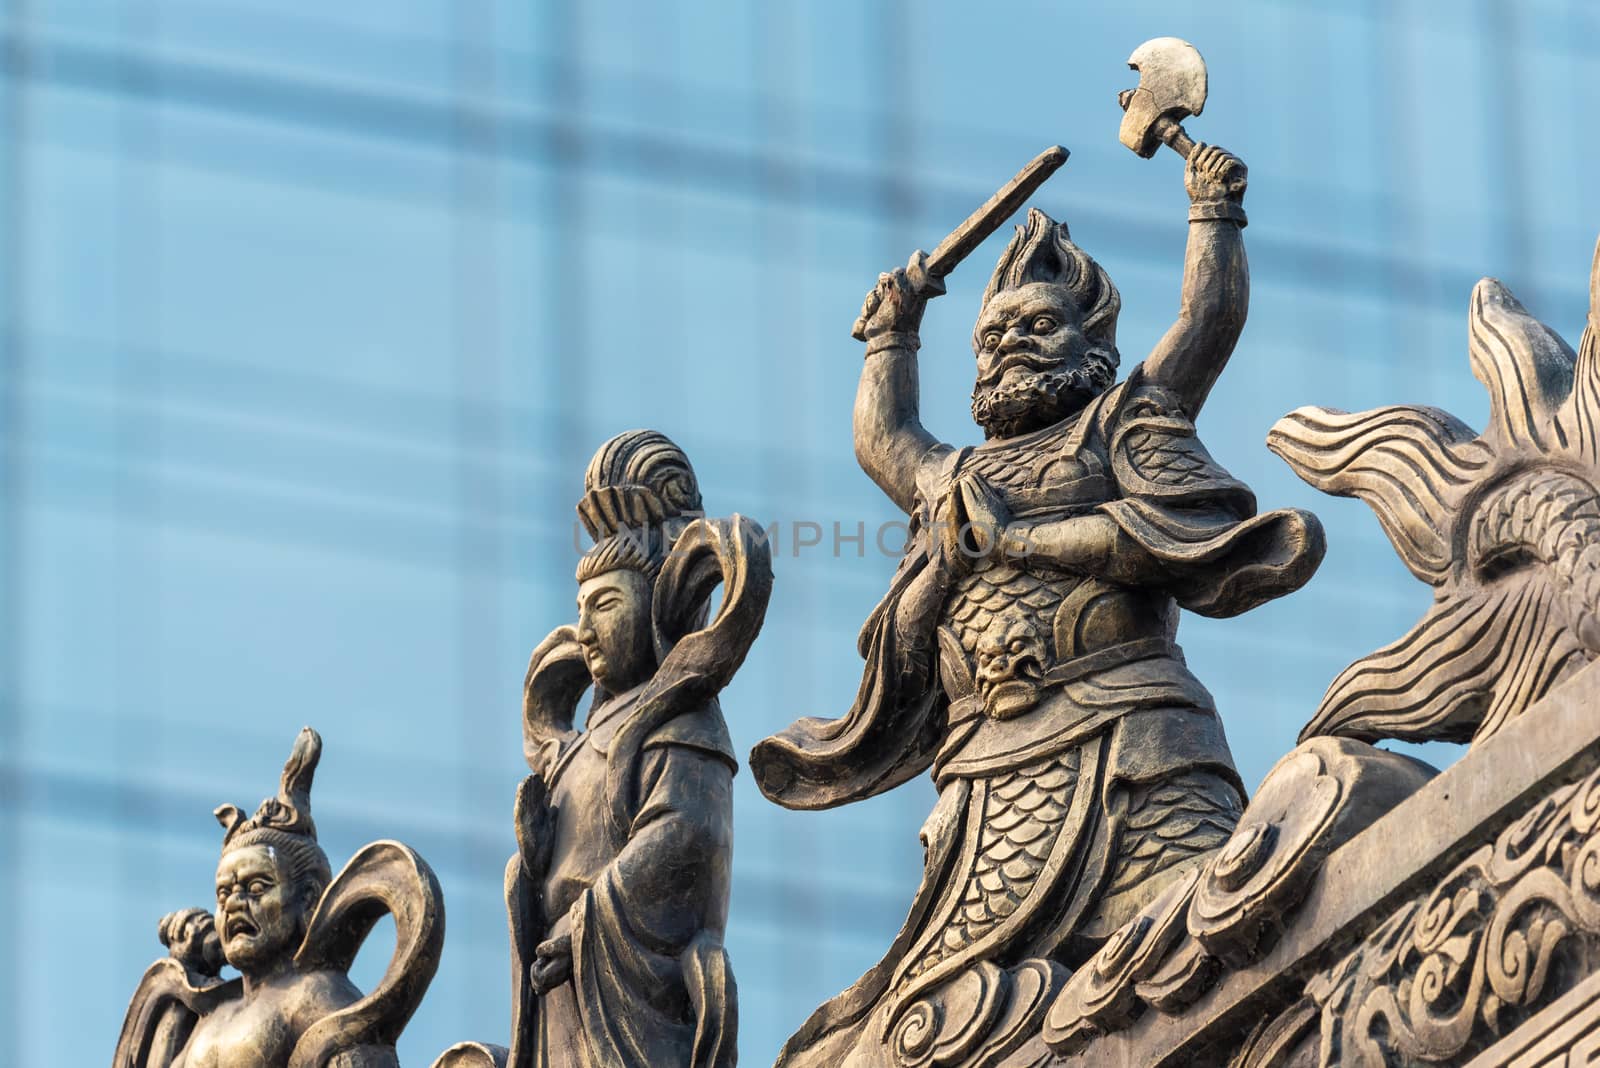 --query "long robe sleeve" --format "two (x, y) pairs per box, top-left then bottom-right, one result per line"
(1097, 379), (1325, 617)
